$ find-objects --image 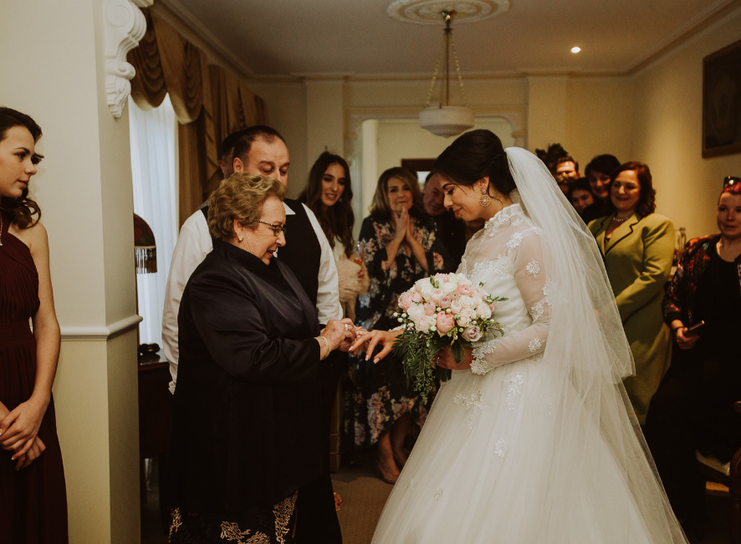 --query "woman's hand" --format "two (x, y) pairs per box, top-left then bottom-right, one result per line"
(350, 329), (401, 363)
(14, 436), (46, 470)
(435, 345), (473, 370)
(319, 318), (356, 356)
(0, 396), (49, 459)
(394, 207), (409, 242)
(674, 328), (699, 350)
